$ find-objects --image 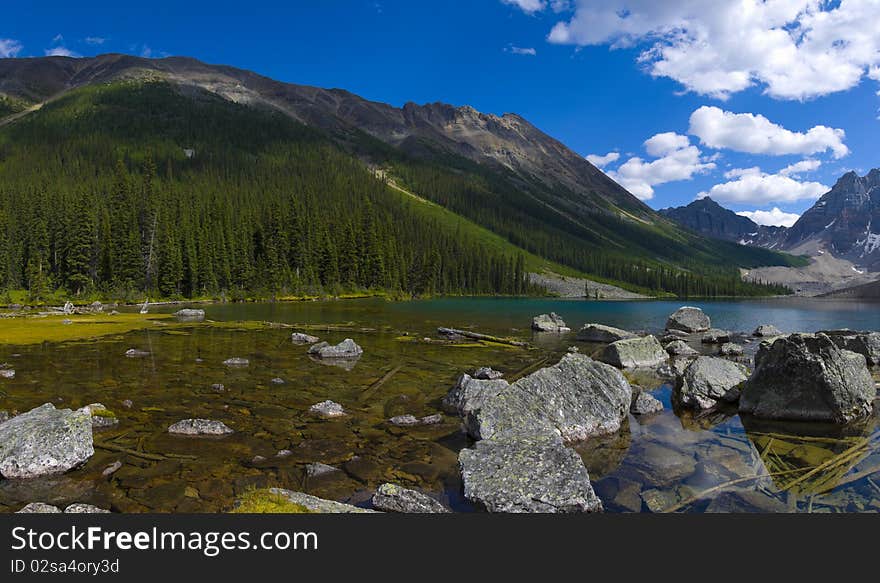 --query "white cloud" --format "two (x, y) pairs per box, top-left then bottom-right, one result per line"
(85, 36), (106, 45)
(514, 0), (880, 101)
(52, 33), (64, 43)
(608, 132), (715, 200)
(0, 39), (23, 58)
(737, 208), (801, 228)
(44, 46), (79, 57)
(689, 106), (849, 159)
(502, 0), (546, 13)
(506, 46), (537, 56)
(586, 151), (620, 167)
(700, 167), (828, 205)
(779, 159), (821, 176)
